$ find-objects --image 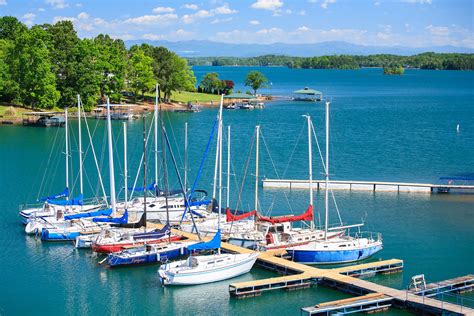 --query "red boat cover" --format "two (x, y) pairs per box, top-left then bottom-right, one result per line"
(257, 205), (313, 224)
(226, 208), (257, 222)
